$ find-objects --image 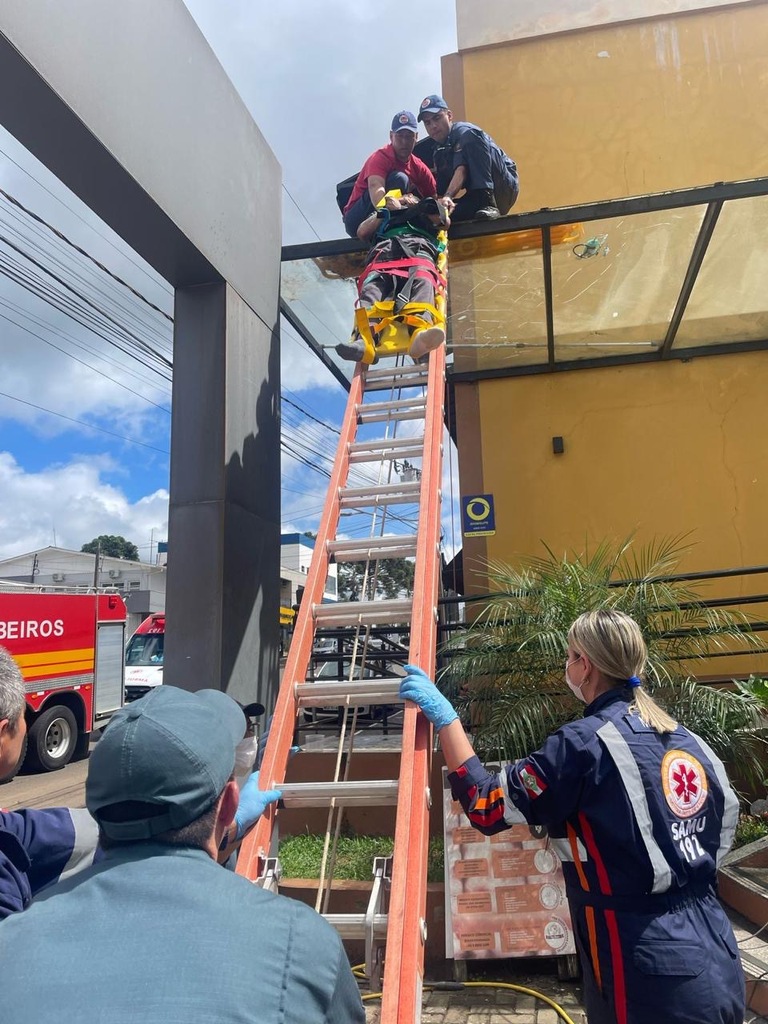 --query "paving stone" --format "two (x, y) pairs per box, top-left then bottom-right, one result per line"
(493, 989), (517, 1005)
(427, 992), (452, 1007)
(444, 1009), (470, 1023)
(535, 1010), (559, 1024)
